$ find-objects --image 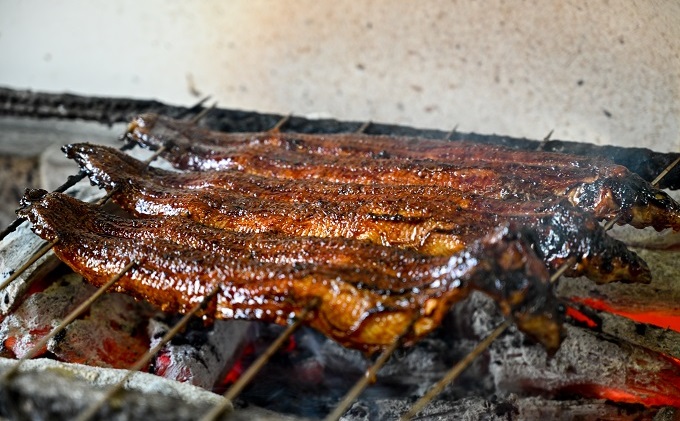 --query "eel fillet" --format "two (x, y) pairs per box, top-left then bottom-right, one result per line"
(66, 143), (651, 285)
(19, 189), (562, 353)
(125, 114), (680, 231)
